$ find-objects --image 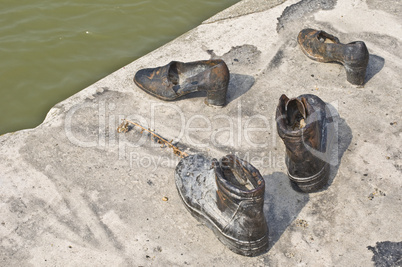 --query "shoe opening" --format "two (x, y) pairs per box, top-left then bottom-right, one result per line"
(168, 62), (180, 85)
(317, 31), (340, 44)
(285, 98), (307, 130)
